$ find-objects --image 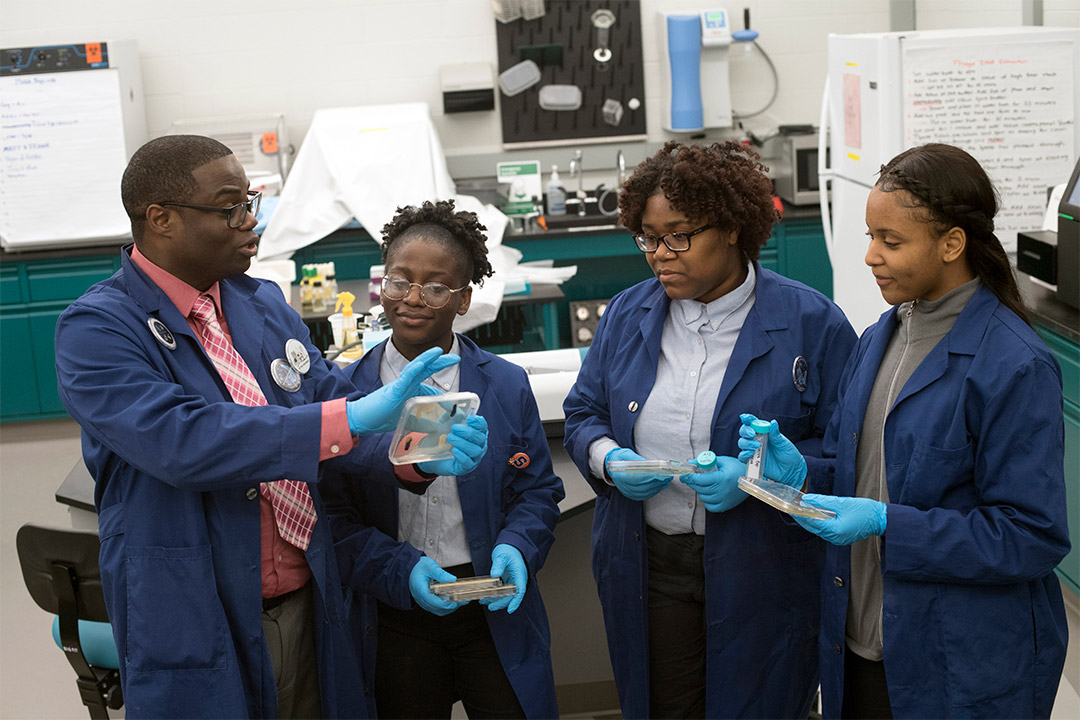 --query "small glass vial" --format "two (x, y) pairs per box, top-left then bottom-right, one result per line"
(744, 419), (772, 480)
